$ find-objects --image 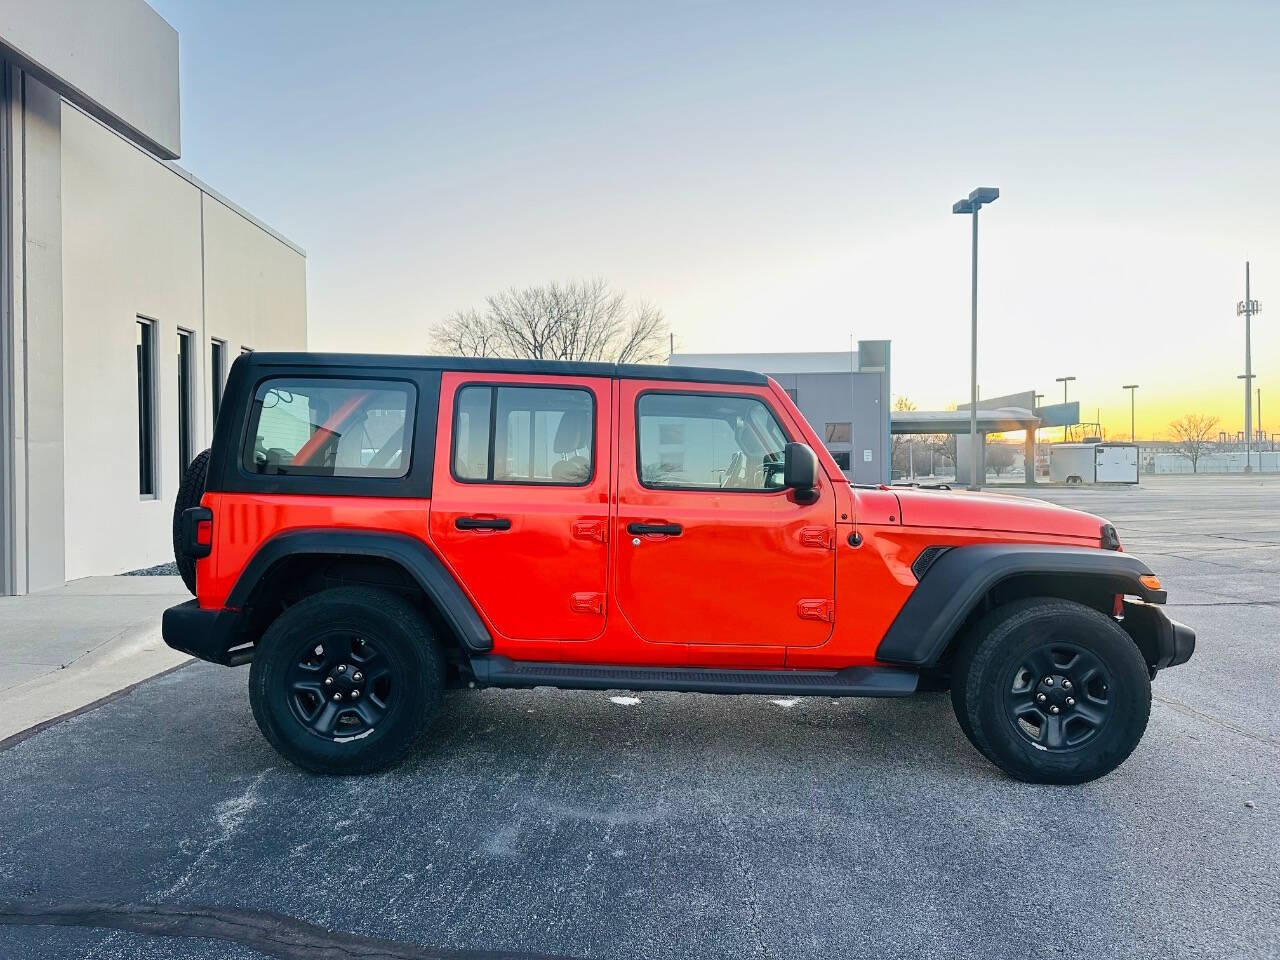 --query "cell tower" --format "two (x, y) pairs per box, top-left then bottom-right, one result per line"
(1237, 262), (1261, 472)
